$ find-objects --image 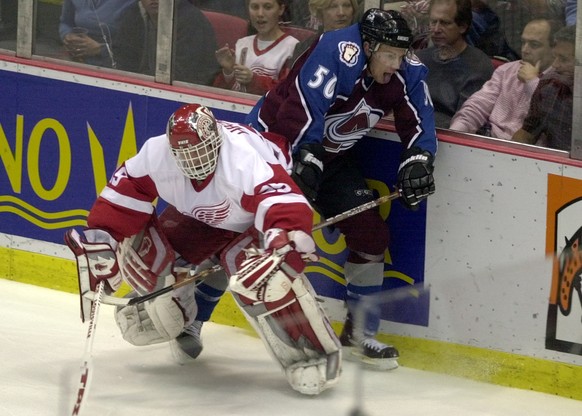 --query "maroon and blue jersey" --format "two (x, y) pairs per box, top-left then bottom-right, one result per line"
(246, 23), (437, 159)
